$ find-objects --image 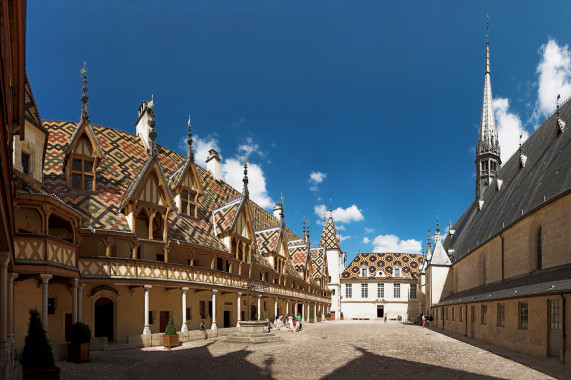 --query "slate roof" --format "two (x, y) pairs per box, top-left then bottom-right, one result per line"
(436, 264), (571, 306)
(341, 252), (424, 280)
(445, 98), (571, 261)
(320, 217), (339, 249)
